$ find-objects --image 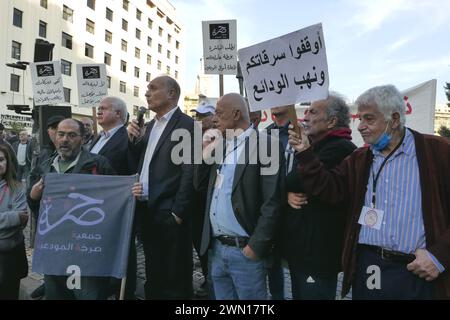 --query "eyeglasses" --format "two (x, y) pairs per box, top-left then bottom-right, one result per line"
(56, 132), (80, 139)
